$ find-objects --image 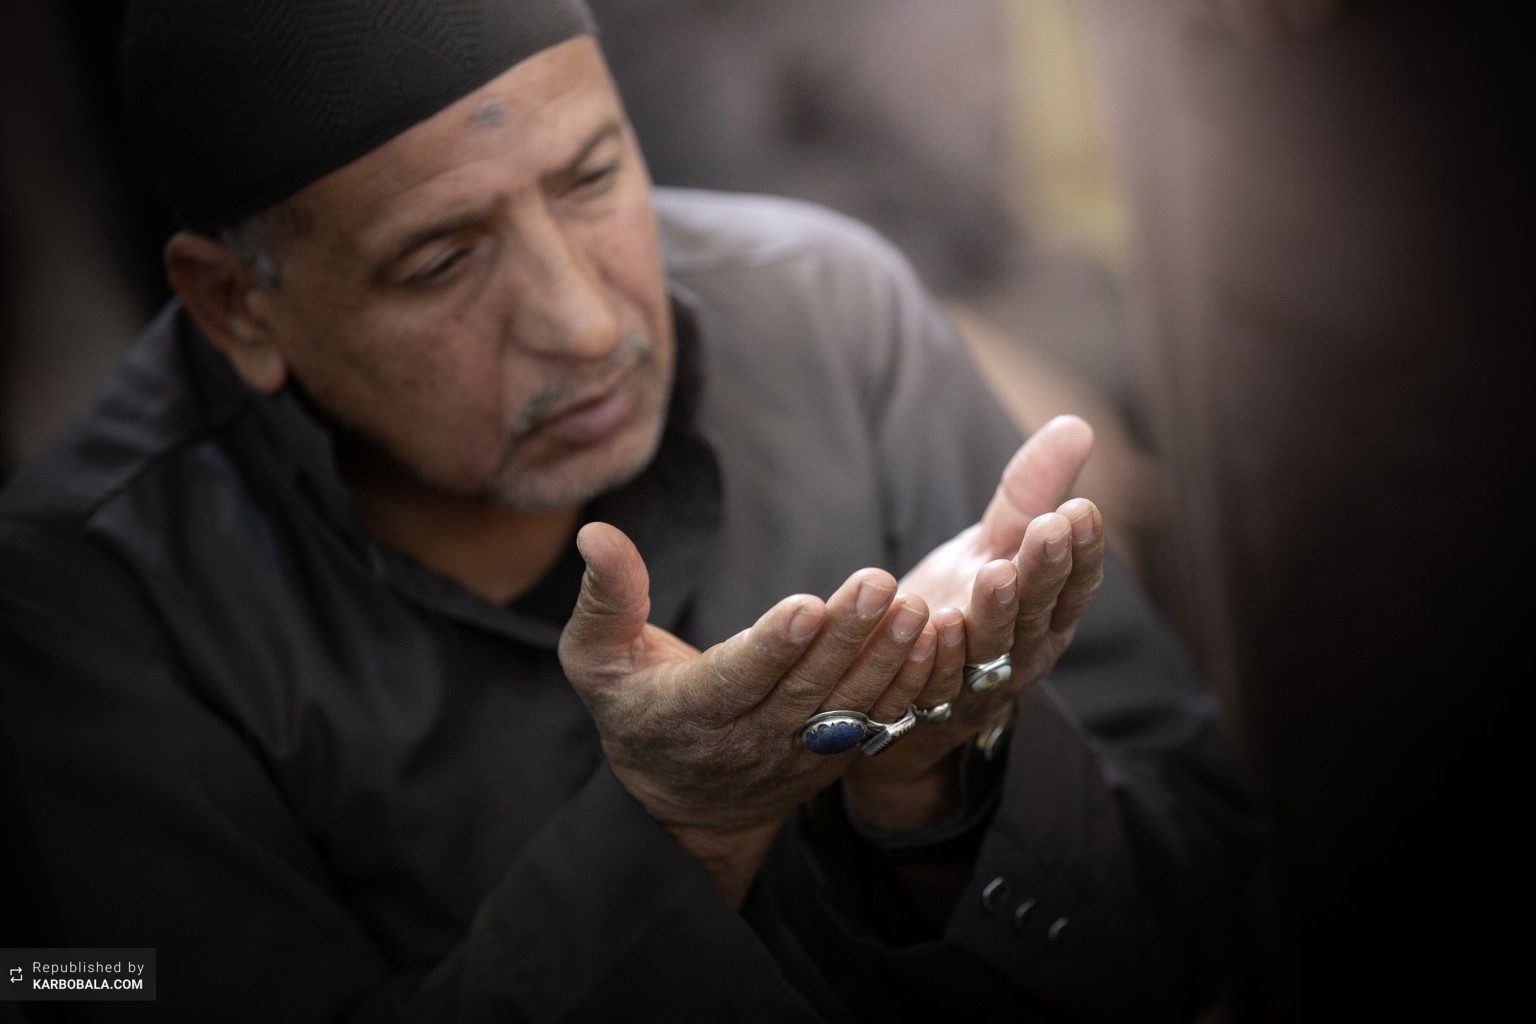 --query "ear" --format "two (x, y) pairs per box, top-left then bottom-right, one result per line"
(164, 231), (289, 394)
